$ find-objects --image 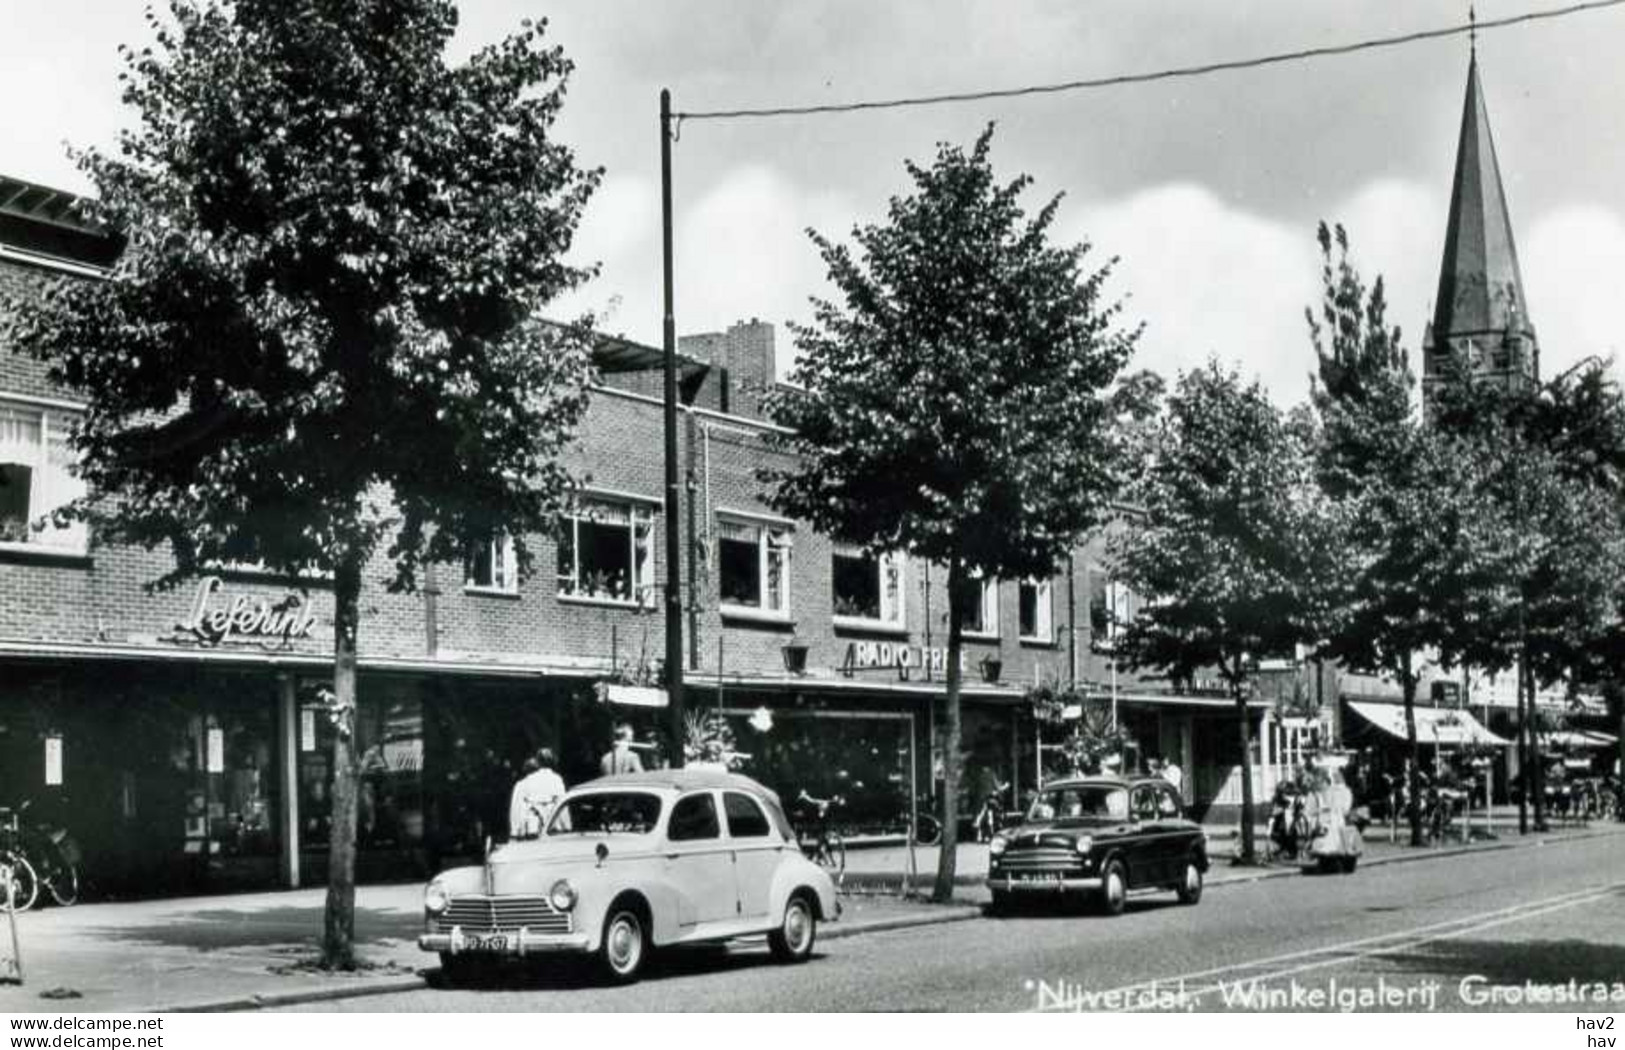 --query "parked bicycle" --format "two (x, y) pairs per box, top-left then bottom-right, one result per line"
(0, 801), (80, 911)
(793, 790), (847, 880)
